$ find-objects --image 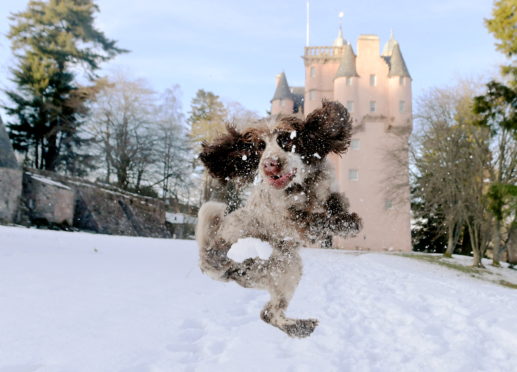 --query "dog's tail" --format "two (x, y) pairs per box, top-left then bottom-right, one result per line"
(196, 201), (232, 281)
